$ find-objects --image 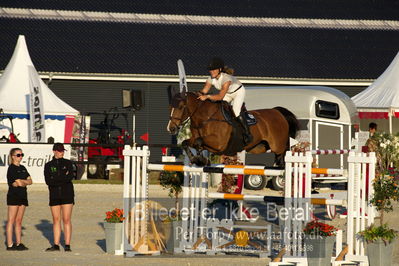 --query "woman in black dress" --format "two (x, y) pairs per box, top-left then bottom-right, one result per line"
(6, 148), (32, 251)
